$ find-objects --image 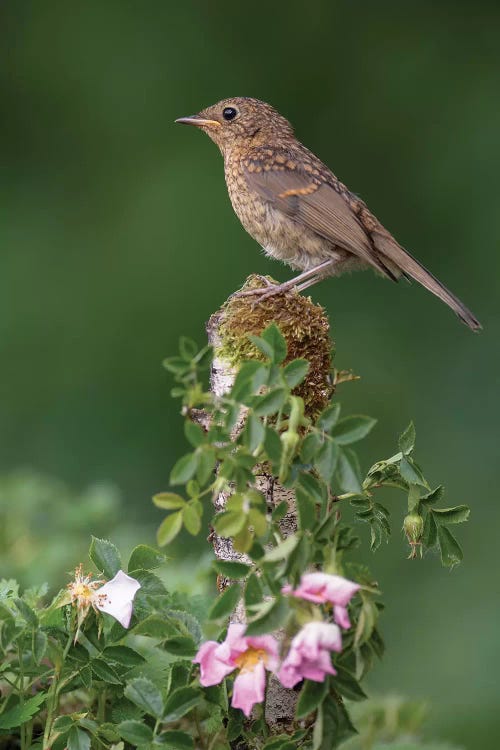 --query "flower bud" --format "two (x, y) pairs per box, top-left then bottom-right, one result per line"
(403, 512), (424, 558)
(278, 430), (299, 483)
